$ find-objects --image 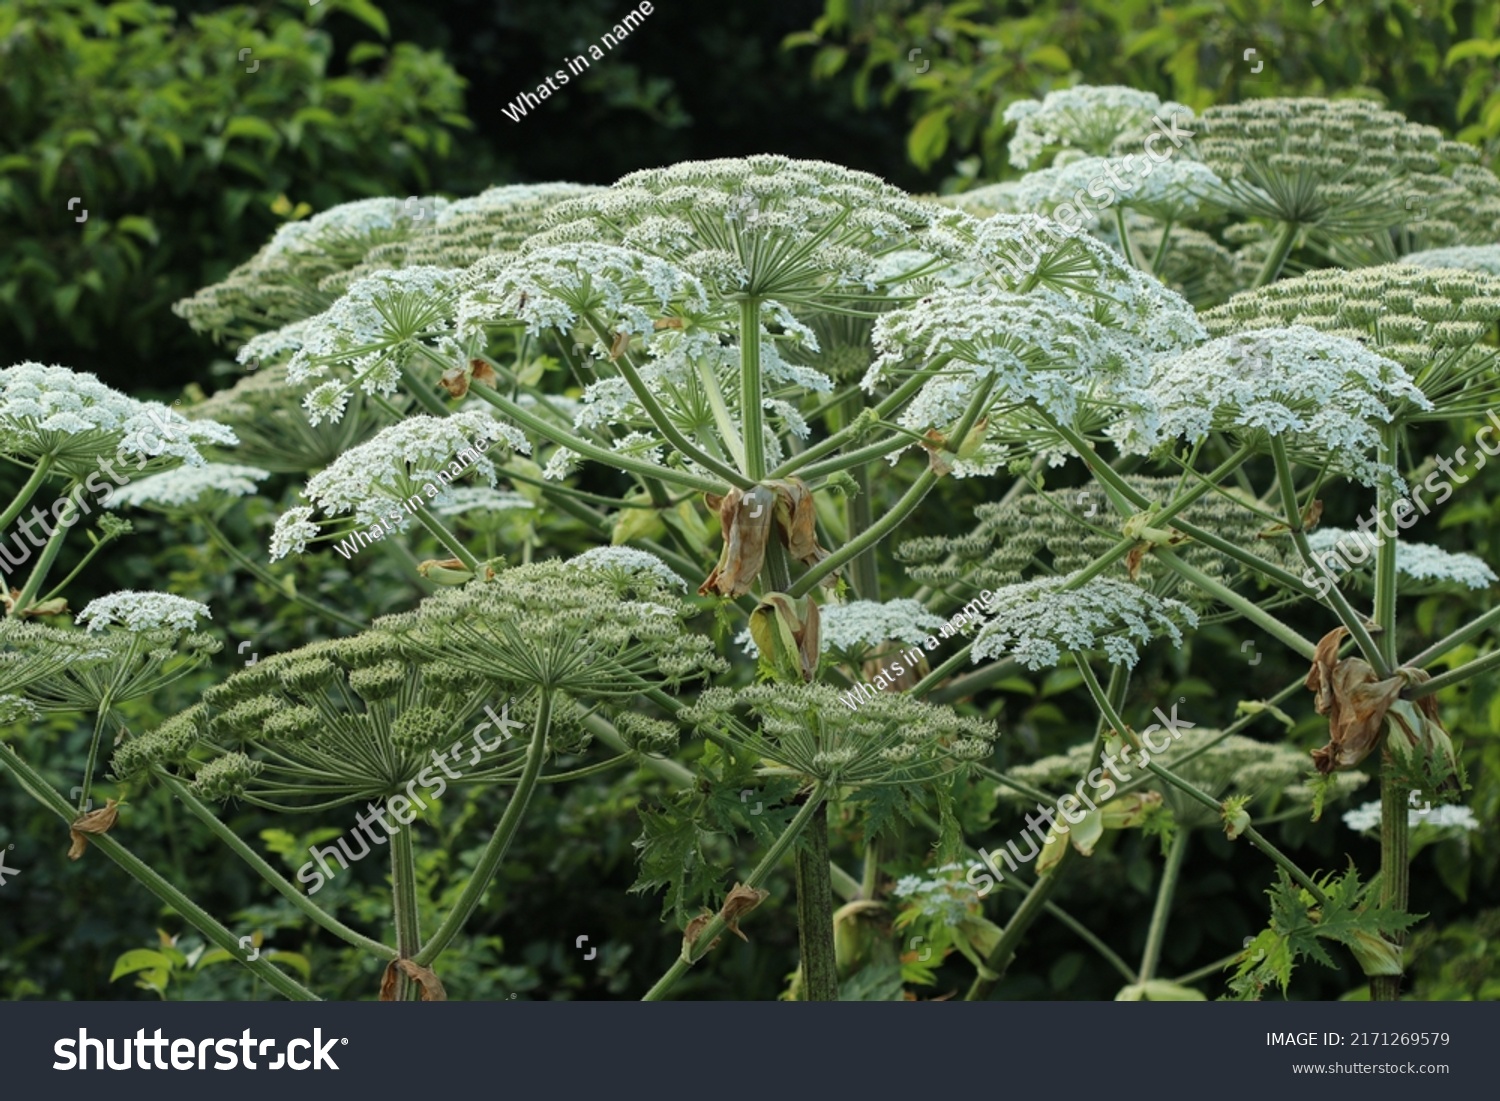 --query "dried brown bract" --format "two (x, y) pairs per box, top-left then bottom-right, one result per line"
(68, 798), (120, 860)
(720, 882), (770, 942)
(699, 485), (776, 597)
(380, 959), (448, 1001)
